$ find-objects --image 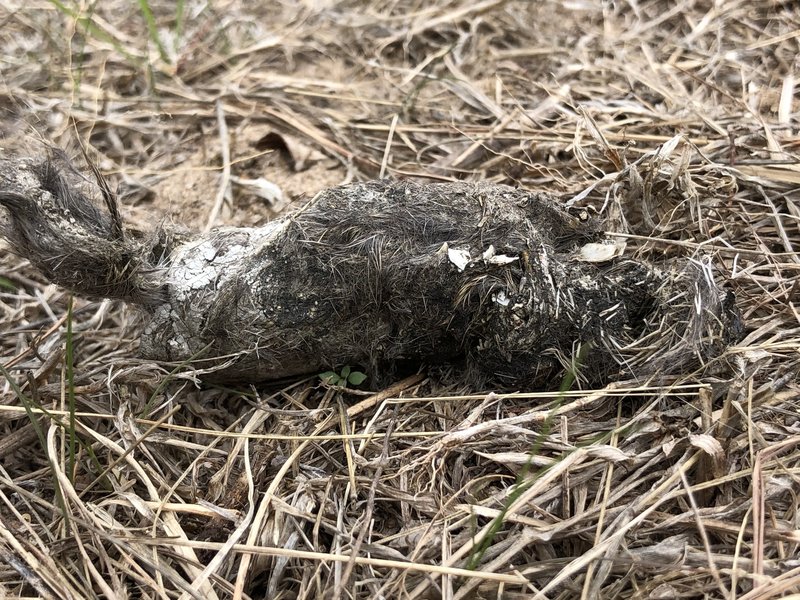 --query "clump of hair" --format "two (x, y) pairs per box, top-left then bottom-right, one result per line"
(0, 154), (170, 305)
